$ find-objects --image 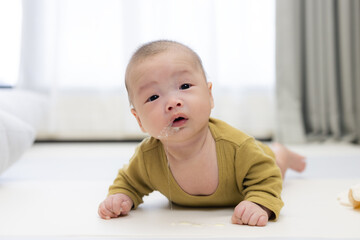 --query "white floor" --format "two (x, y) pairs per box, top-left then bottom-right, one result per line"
(0, 142), (360, 239)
